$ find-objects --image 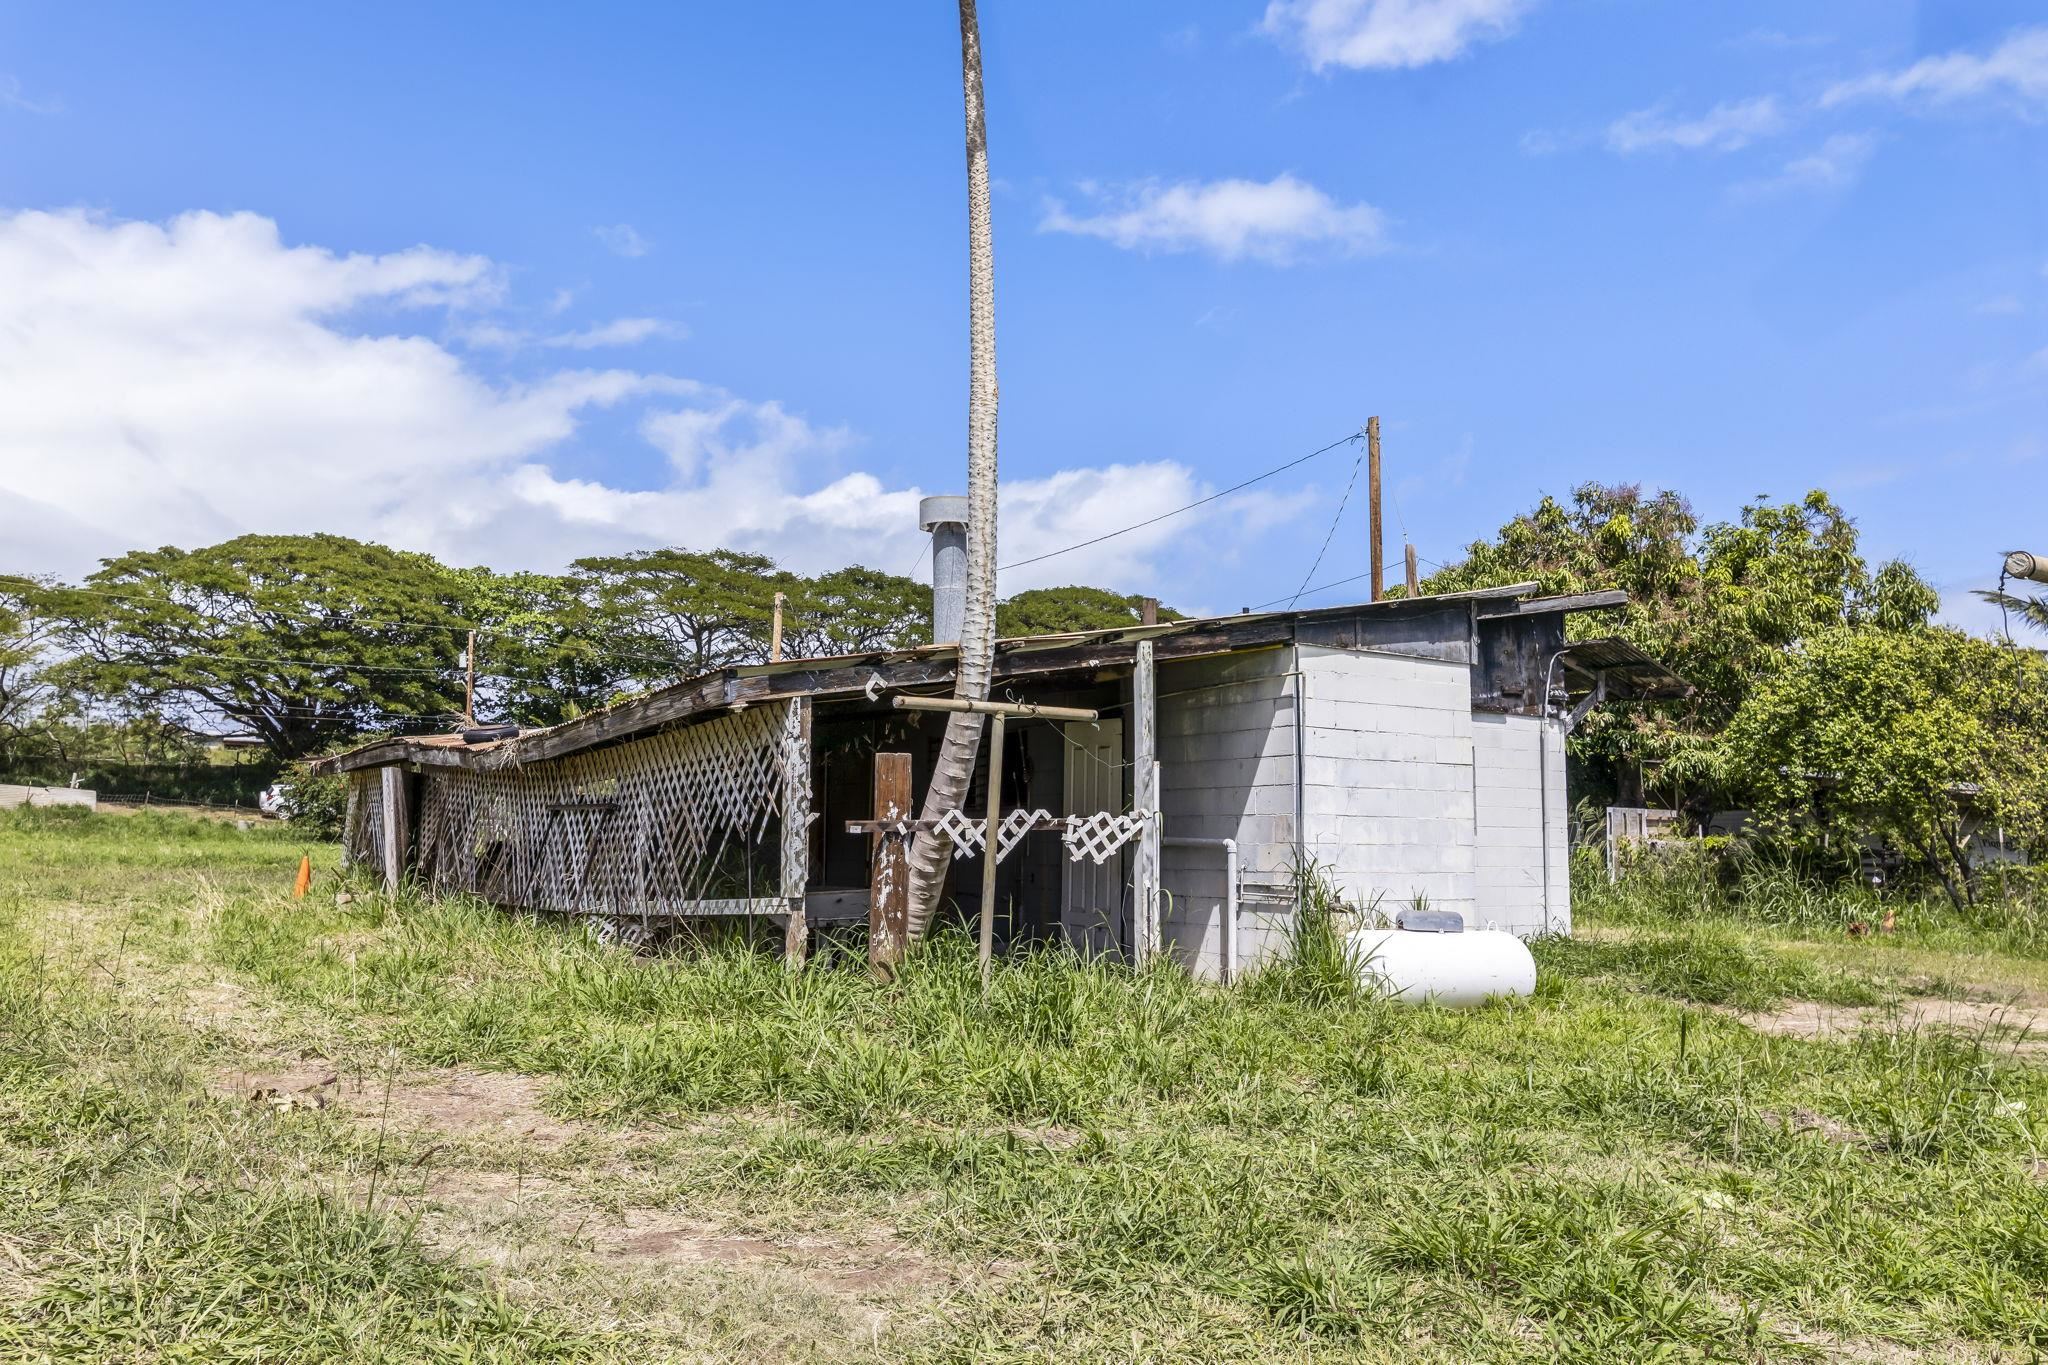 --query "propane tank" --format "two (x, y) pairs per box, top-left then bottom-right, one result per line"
(1345, 907), (1537, 1008)
(2007, 551), (2048, 585)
